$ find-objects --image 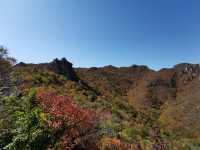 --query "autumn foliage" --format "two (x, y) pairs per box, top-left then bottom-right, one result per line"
(37, 92), (99, 149)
